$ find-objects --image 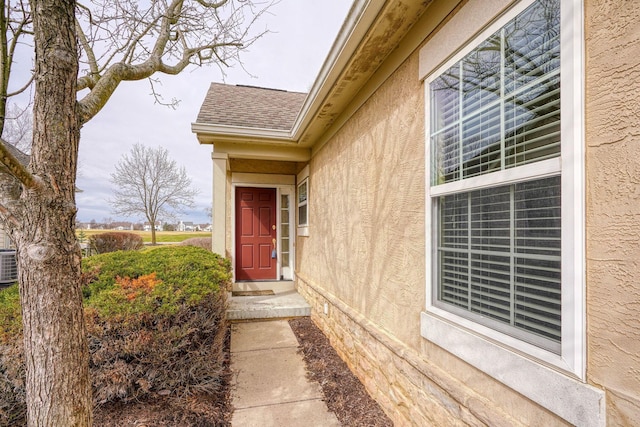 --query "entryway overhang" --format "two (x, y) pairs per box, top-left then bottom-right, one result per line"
(192, 0), (447, 264)
(192, 0), (439, 157)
